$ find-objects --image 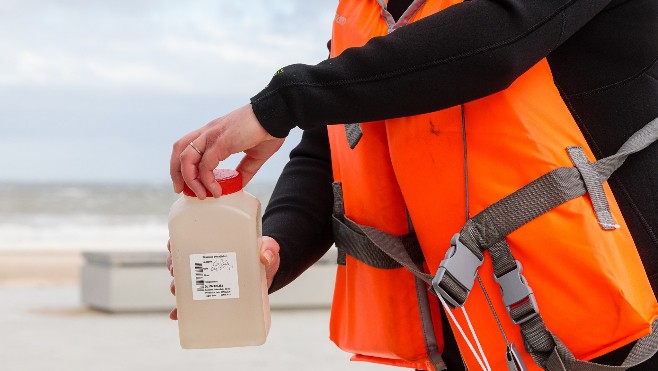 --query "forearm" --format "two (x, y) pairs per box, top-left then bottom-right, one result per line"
(251, 0), (614, 138)
(262, 126), (334, 293)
